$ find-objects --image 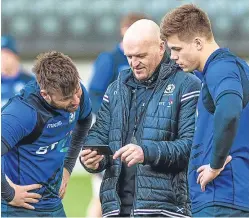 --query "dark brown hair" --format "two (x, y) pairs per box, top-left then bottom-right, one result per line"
(33, 51), (80, 96)
(160, 4), (213, 42)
